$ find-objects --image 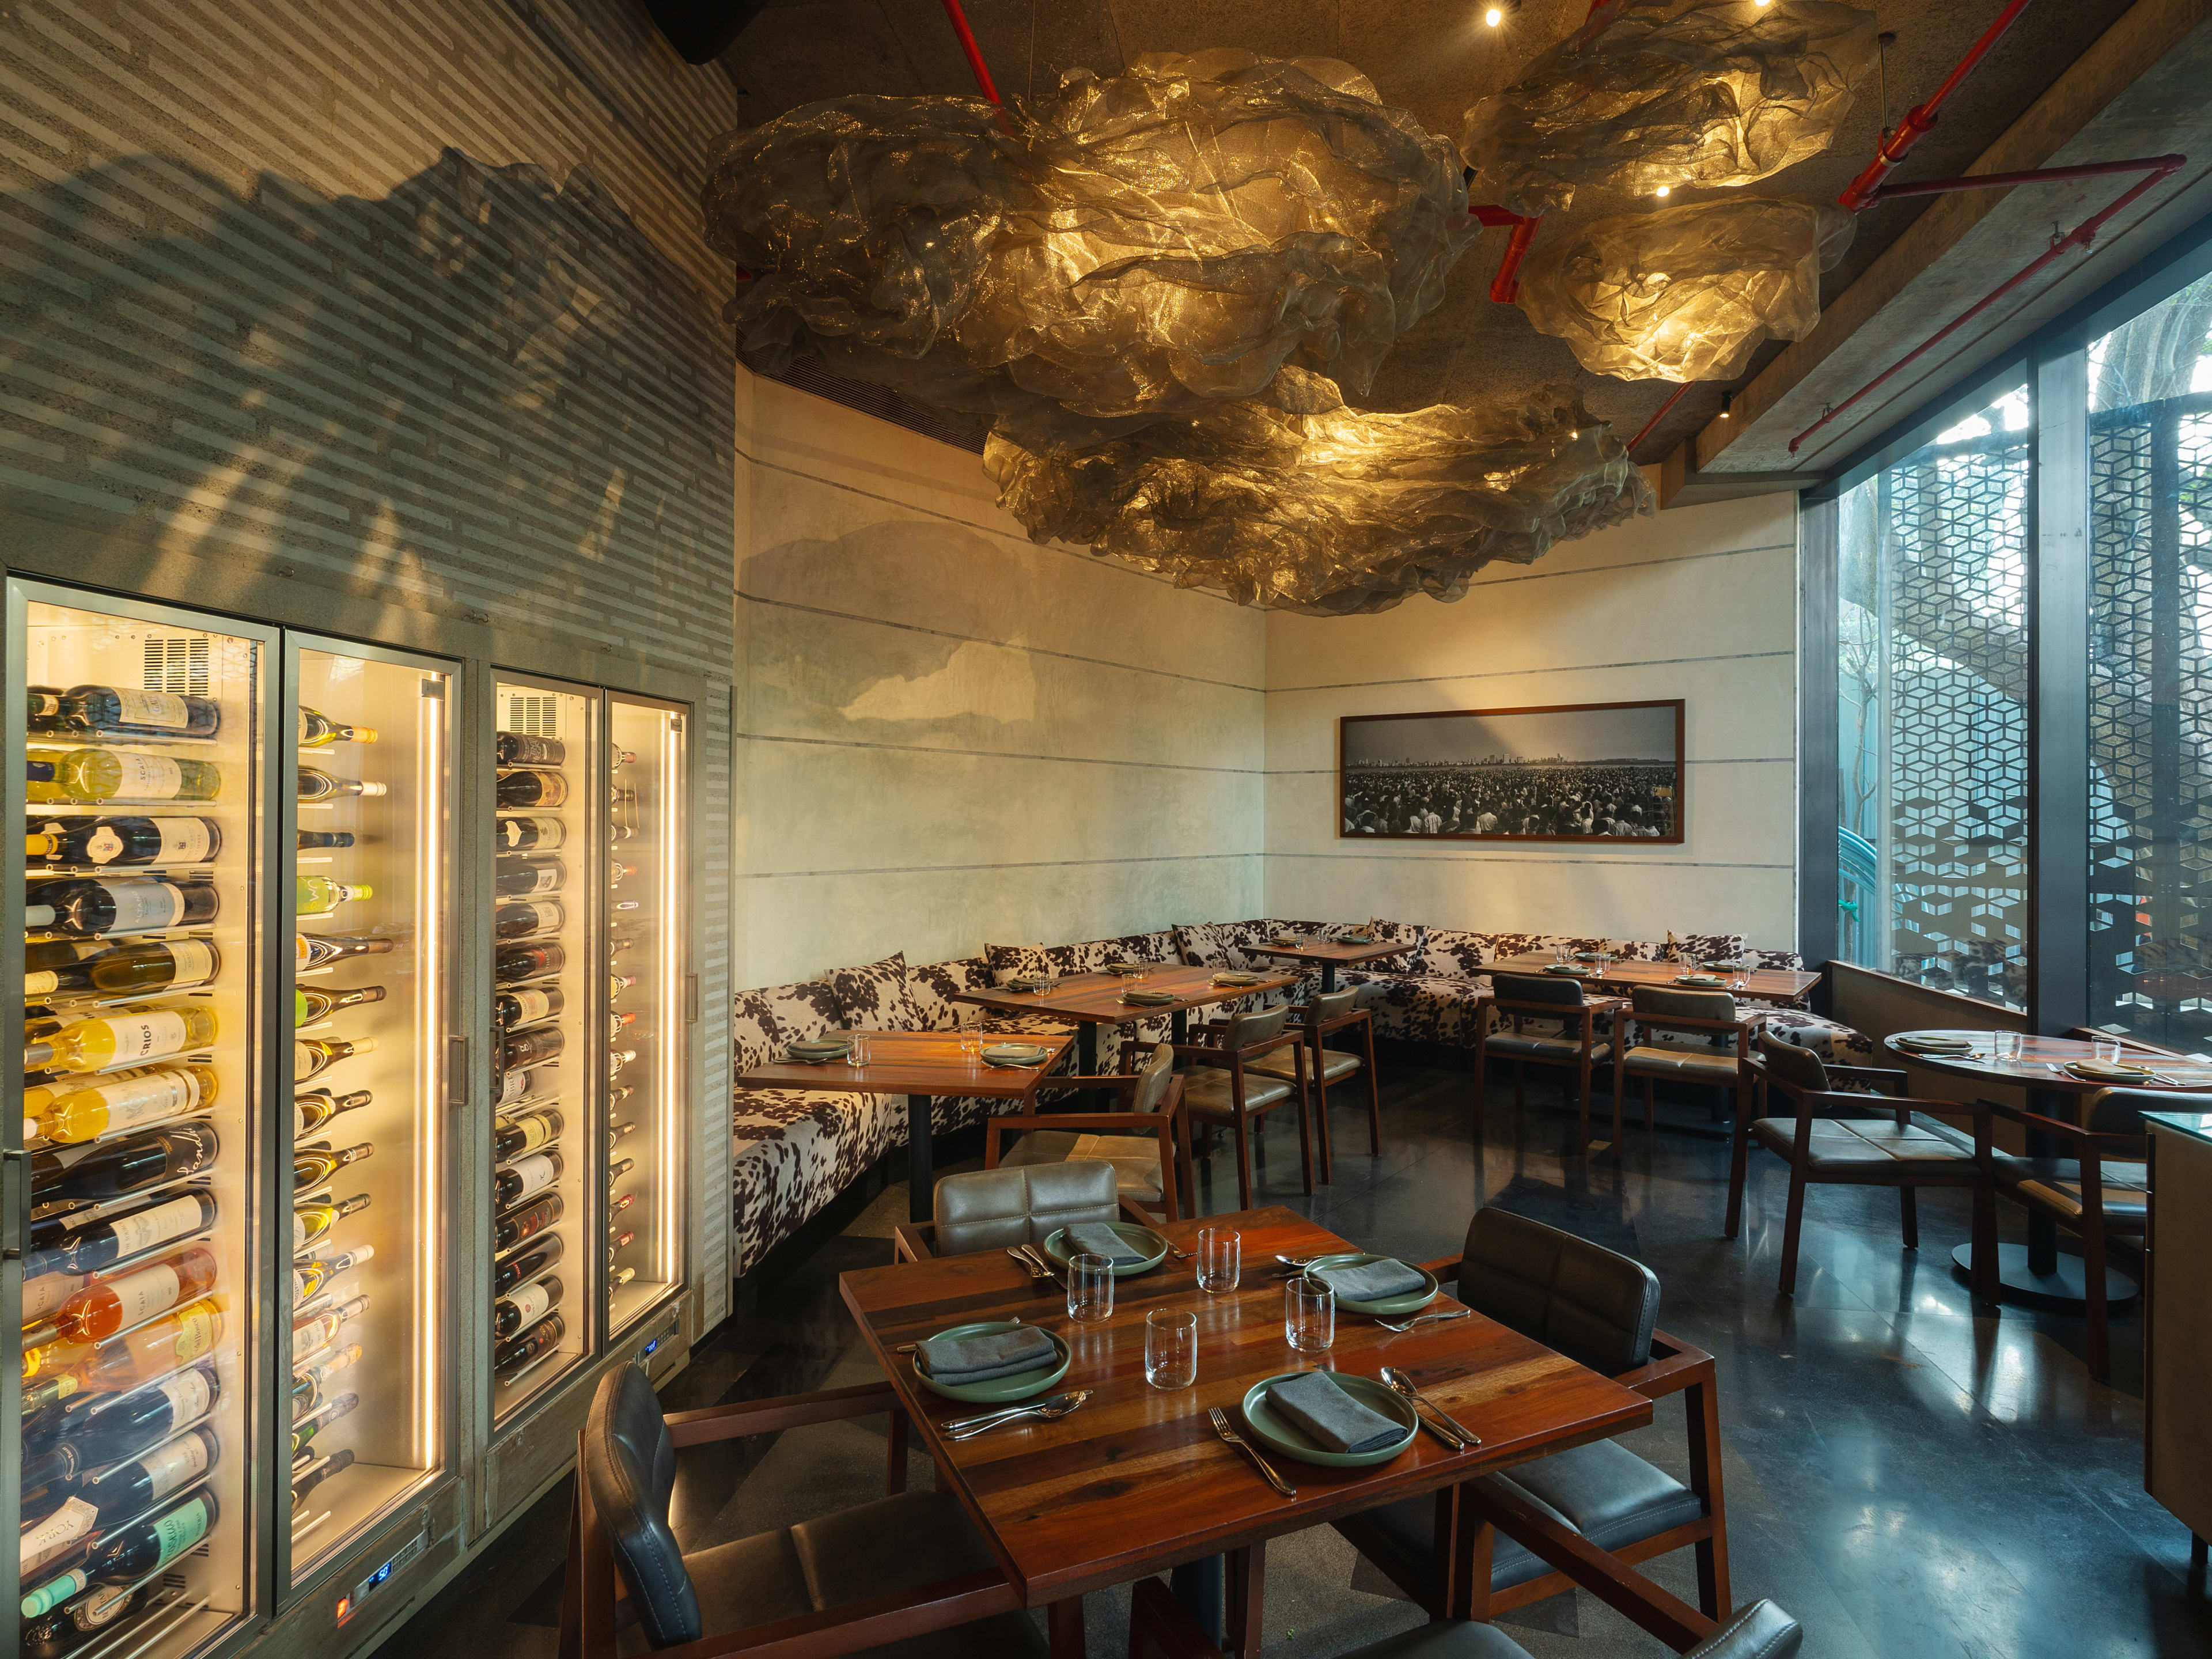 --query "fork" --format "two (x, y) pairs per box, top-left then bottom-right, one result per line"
(1377, 1309), (1471, 1335)
(1209, 1406), (1296, 1498)
(1006, 1246), (1055, 1282)
(1381, 1366), (1479, 1450)
(1017, 1244), (1069, 1286)
(944, 1391), (1090, 1441)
